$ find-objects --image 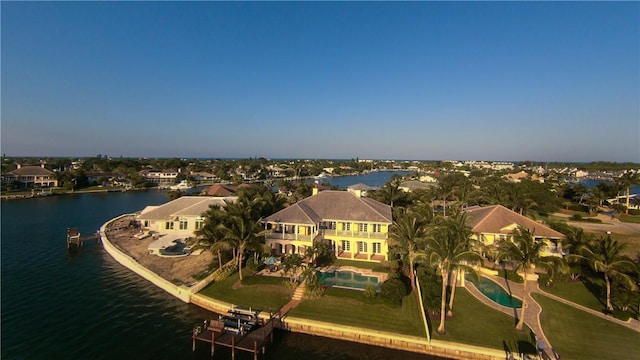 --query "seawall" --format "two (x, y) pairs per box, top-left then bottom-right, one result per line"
(101, 214), (505, 360)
